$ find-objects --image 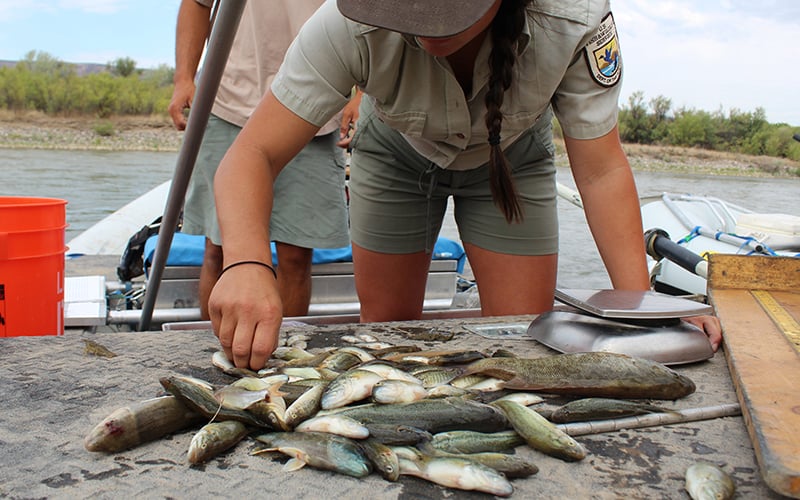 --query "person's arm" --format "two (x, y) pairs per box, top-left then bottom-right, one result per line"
(564, 125), (650, 291)
(209, 91), (321, 370)
(168, 0), (212, 130)
(565, 127), (723, 350)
